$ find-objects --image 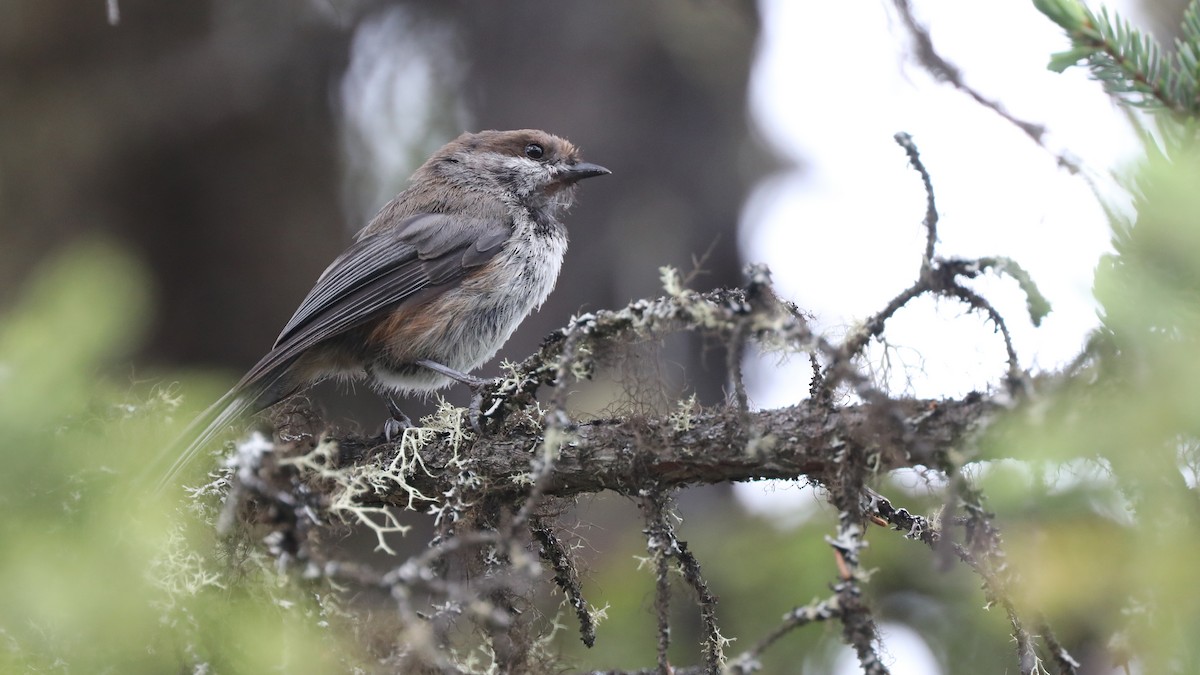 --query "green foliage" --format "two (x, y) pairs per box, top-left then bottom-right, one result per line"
(932, 6), (1200, 670)
(1036, 0), (1200, 116)
(981, 10), (1200, 665)
(0, 242), (357, 674)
